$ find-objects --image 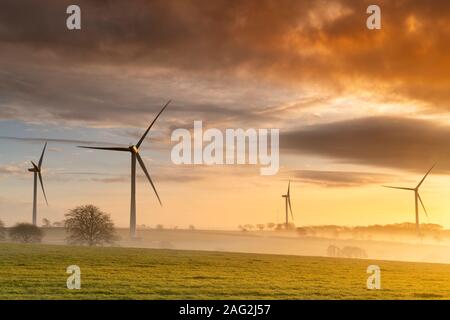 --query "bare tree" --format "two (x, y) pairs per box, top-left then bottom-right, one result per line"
(0, 220), (5, 241)
(9, 223), (44, 243)
(65, 205), (118, 246)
